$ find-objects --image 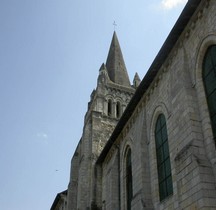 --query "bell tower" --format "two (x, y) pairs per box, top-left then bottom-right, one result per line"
(67, 32), (140, 210)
